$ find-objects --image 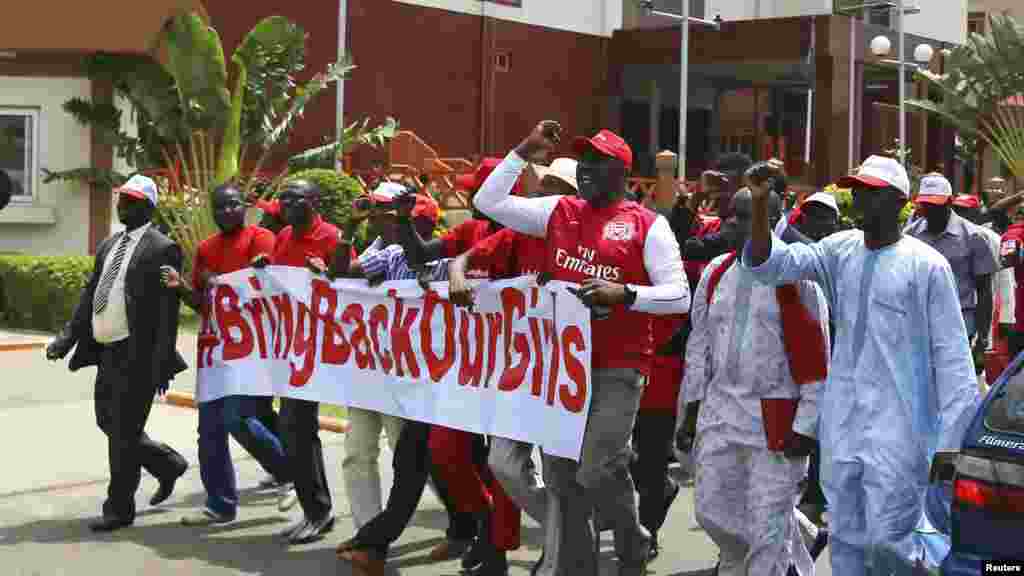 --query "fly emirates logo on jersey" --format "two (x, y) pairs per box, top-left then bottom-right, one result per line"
(553, 221), (634, 281)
